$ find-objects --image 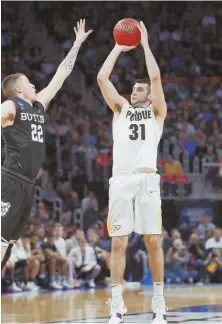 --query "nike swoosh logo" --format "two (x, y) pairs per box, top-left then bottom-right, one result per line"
(150, 190), (157, 193)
